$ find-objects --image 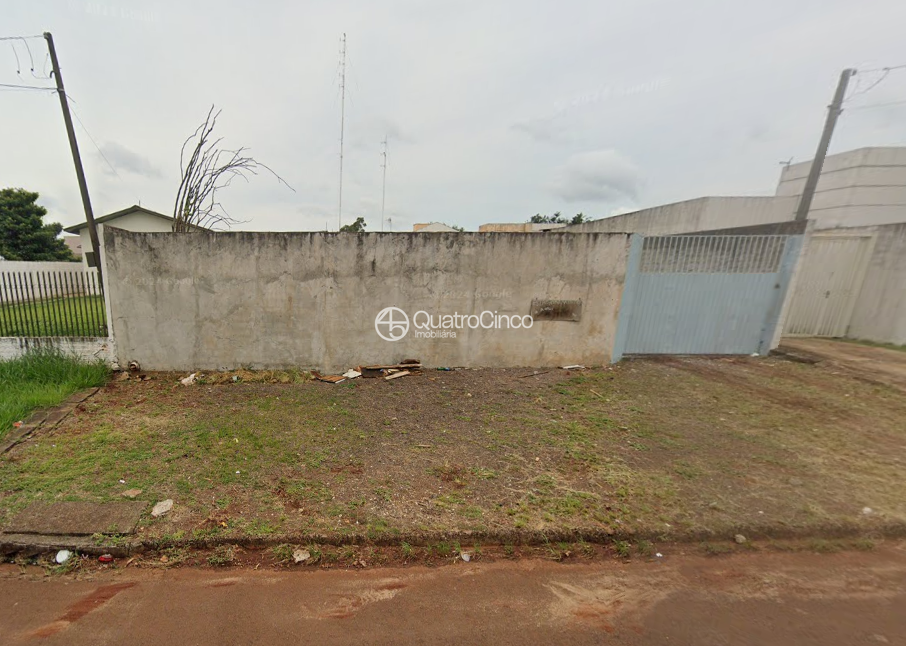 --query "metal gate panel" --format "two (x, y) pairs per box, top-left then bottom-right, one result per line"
(784, 234), (875, 337)
(613, 234), (802, 360)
